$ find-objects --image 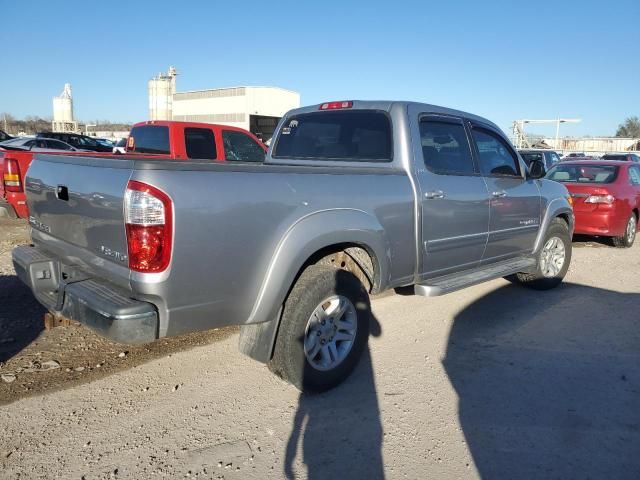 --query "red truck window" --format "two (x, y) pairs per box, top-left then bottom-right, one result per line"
(184, 128), (217, 160)
(222, 130), (265, 162)
(129, 125), (170, 154)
